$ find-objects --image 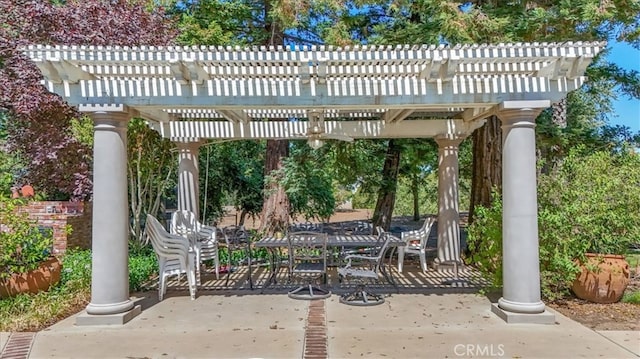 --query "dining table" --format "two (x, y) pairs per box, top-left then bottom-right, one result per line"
(254, 233), (405, 290)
